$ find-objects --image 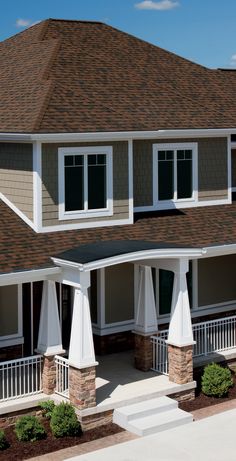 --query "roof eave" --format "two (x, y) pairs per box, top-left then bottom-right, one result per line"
(0, 128), (236, 143)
